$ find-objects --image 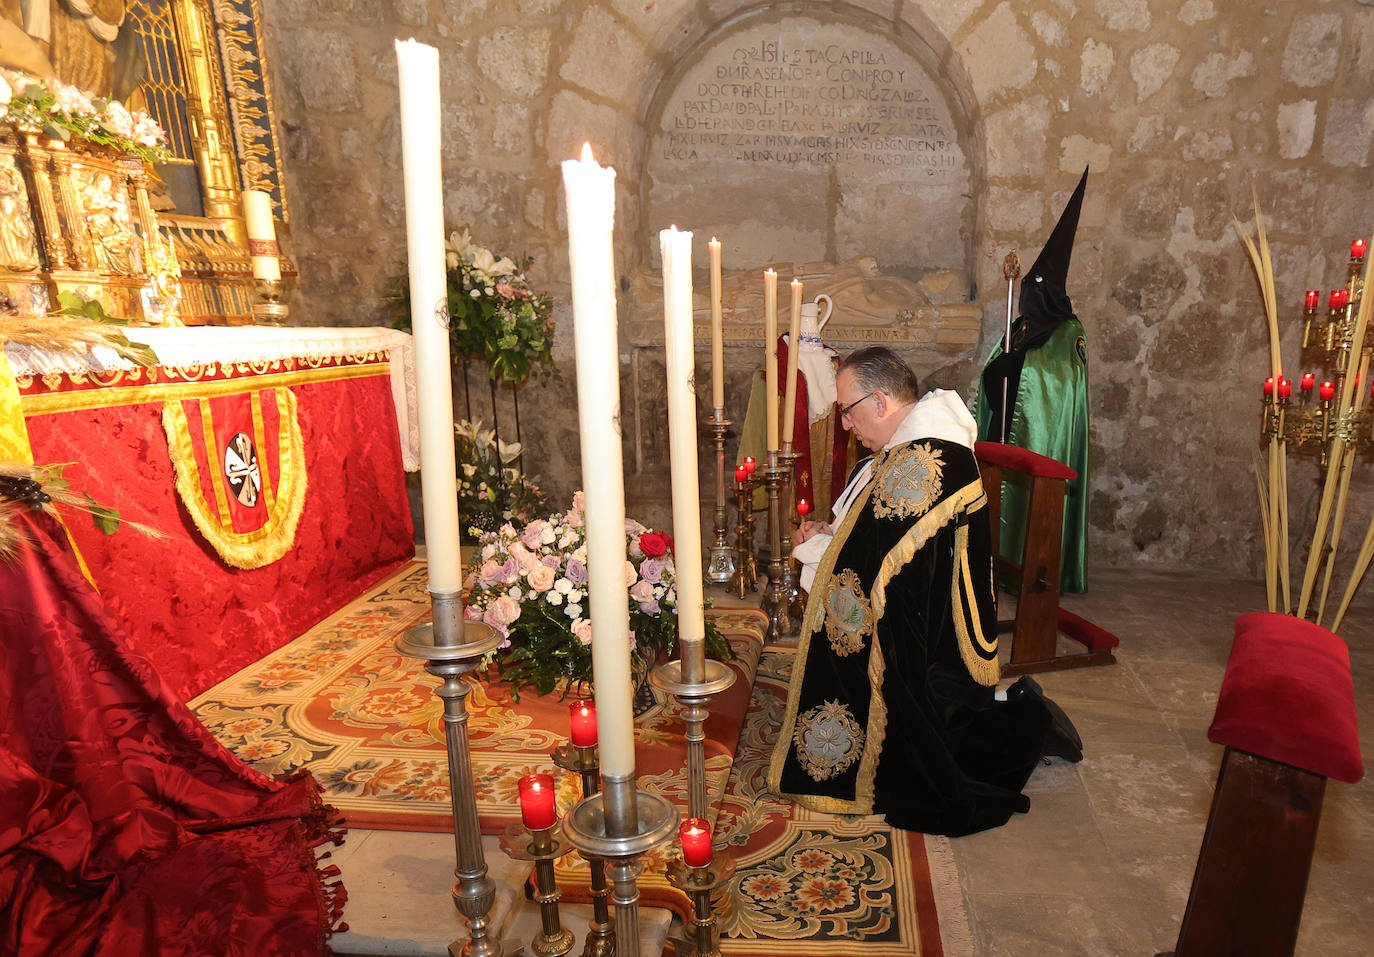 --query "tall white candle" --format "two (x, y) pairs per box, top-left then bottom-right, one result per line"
(782, 278), (803, 445)
(242, 189), (281, 283)
(661, 226), (706, 684)
(396, 39), (462, 595)
(562, 144), (635, 779)
(709, 237), (723, 411)
(764, 268), (779, 452)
